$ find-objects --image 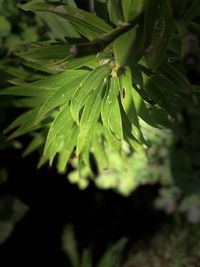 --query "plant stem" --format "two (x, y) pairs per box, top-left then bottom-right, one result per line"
(71, 12), (144, 57)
